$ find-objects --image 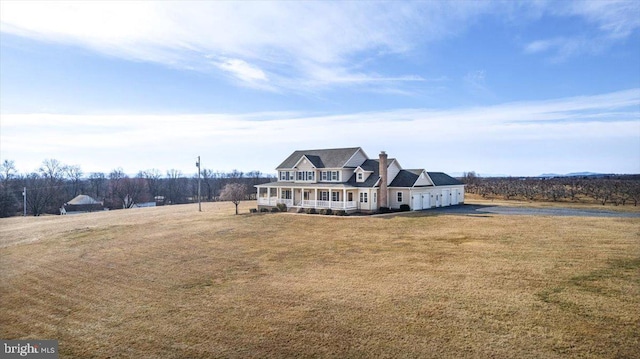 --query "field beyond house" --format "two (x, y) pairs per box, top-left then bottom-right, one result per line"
(1, 200), (638, 358)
